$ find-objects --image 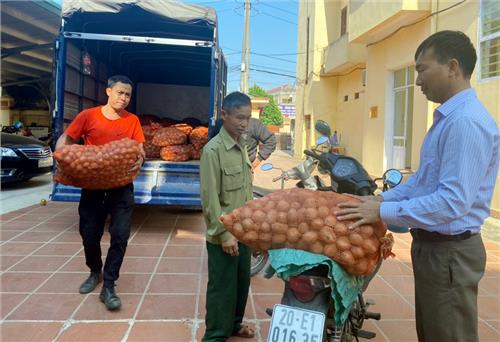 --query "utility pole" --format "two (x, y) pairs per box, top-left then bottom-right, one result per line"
(240, 0), (251, 93)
